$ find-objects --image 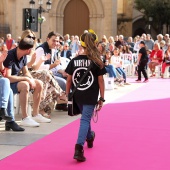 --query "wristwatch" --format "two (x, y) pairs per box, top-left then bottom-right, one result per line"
(99, 97), (105, 102)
